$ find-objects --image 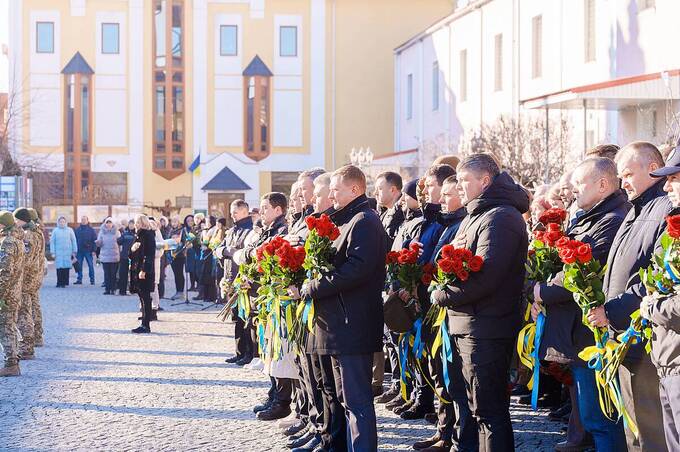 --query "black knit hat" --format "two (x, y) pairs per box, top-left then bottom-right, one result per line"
(13, 207), (31, 223)
(404, 179), (419, 201)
